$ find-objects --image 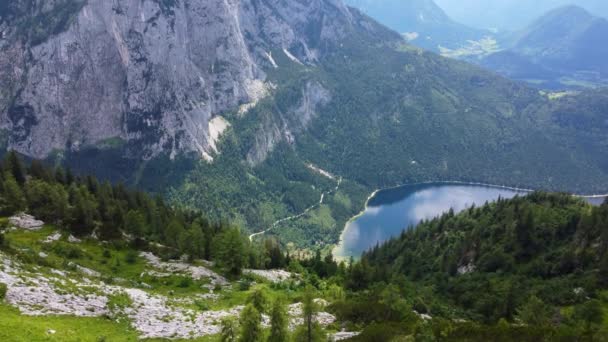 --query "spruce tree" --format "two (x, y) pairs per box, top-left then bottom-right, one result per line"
(54, 167), (66, 184)
(247, 287), (268, 314)
(239, 304), (262, 342)
(4, 151), (25, 185)
(220, 317), (238, 342)
(515, 295), (552, 326)
(294, 286), (325, 342)
(190, 222), (205, 259)
(215, 227), (245, 277)
(268, 299), (288, 342)
(29, 160), (48, 181)
(25, 180), (68, 223)
(125, 210), (145, 237)
(2, 173), (26, 215)
(302, 286), (316, 342)
(69, 186), (98, 236)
